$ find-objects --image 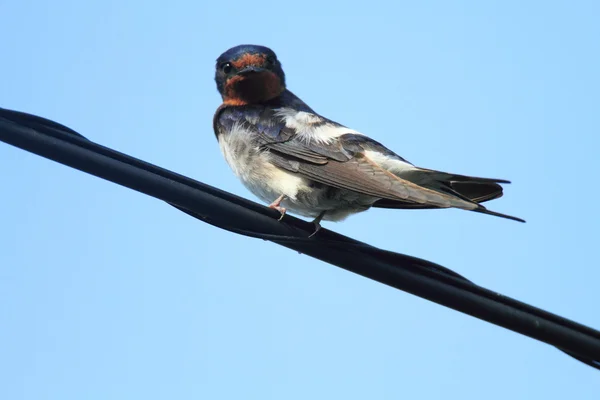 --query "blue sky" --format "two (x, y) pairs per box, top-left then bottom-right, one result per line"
(1, 1), (599, 399)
